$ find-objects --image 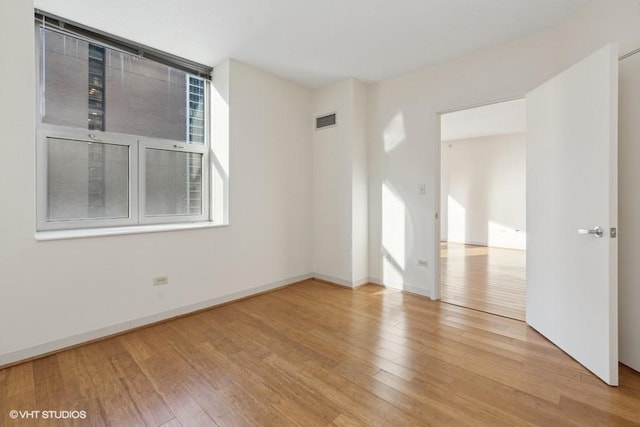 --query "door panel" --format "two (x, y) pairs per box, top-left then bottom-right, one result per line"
(526, 44), (618, 385)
